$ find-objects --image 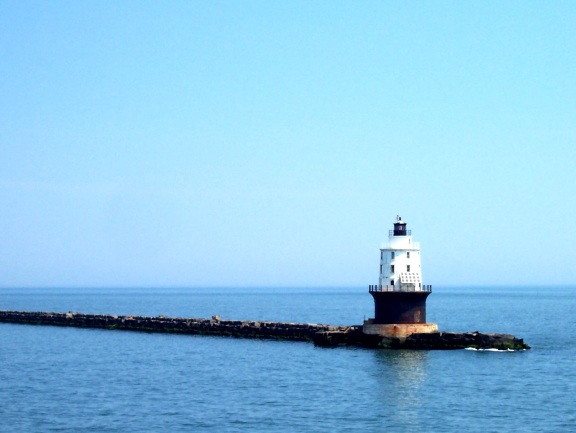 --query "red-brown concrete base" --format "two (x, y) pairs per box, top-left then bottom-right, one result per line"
(362, 319), (438, 340)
